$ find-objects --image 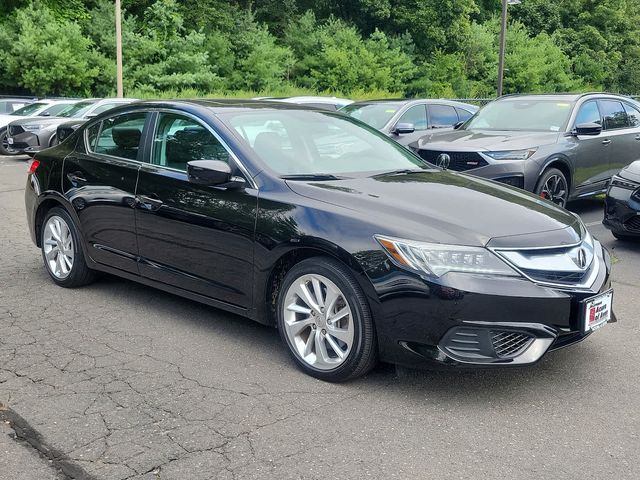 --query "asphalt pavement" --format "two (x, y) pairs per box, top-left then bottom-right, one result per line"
(1, 154), (639, 480)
